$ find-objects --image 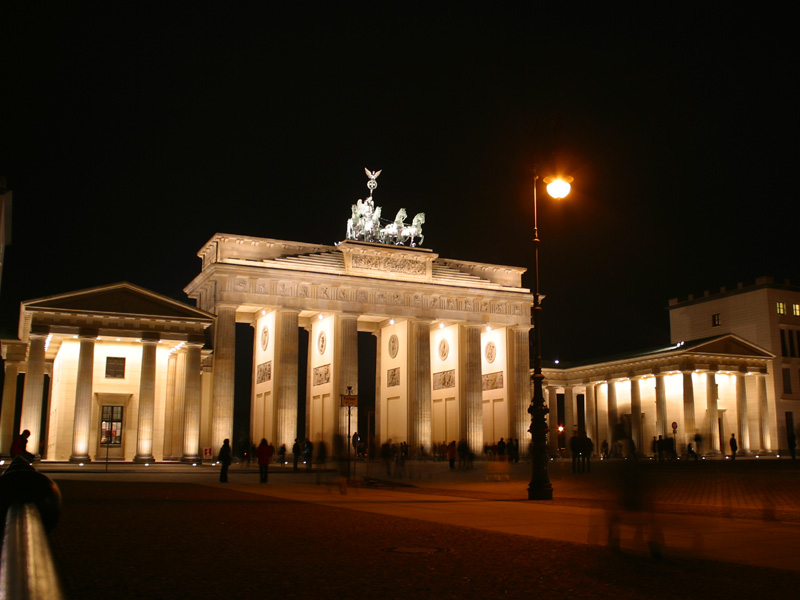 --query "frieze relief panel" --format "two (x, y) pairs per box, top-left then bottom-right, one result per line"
(256, 361), (272, 384)
(433, 370), (456, 390)
(387, 367), (400, 387)
(350, 254), (427, 276)
(482, 372), (504, 391)
(313, 364), (331, 386)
